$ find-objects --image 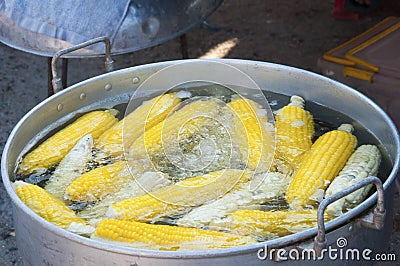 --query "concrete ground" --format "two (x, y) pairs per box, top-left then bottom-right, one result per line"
(1, 1), (399, 265)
